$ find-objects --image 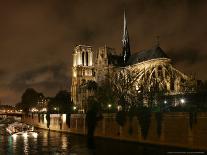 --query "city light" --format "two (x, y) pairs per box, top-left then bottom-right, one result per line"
(180, 98), (185, 104)
(31, 108), (38, 112)
(62, 114), (66, 123)
(23, 133), (27, 138)
(40, 108), (47, 112)
(73, 106), (77, 110)
(12, 134), (17, 139)
(117, 105), (122, 111)
(32, 132), (38, 138)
